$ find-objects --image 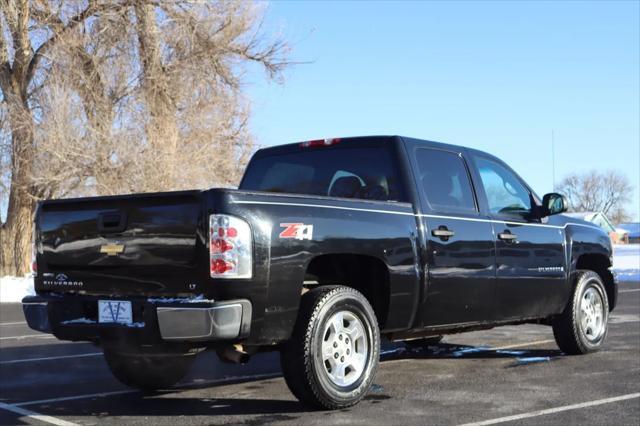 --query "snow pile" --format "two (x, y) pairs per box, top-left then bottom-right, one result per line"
(147, 294), (215, 304)
(60, 317), (146, 328)
(613, 244), (640, 282)
(0, 275), (35, 303)
(61, 317), (96, 325)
